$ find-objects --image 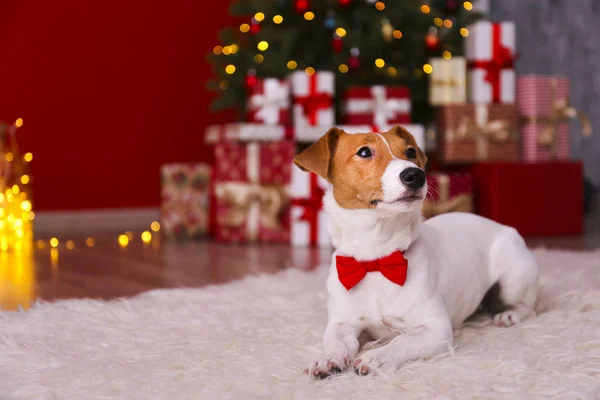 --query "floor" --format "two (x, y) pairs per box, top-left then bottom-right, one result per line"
(1, 216), (599, 311)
